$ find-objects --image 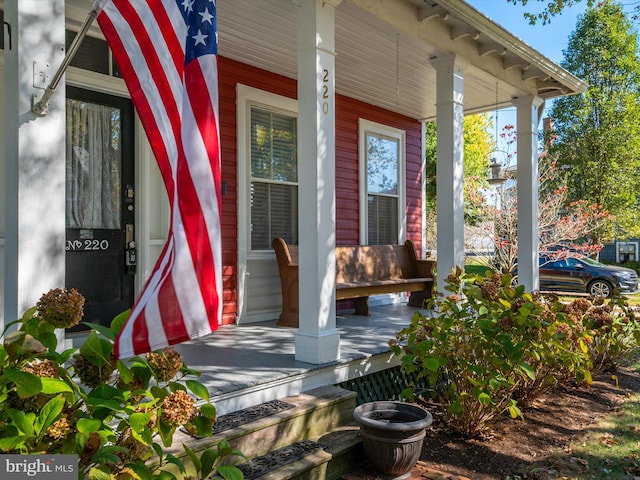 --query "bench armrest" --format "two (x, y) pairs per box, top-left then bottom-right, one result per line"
(272, 237), (298, 268)
(403, 239), (436, 278)
(415, 259), (435, 279)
